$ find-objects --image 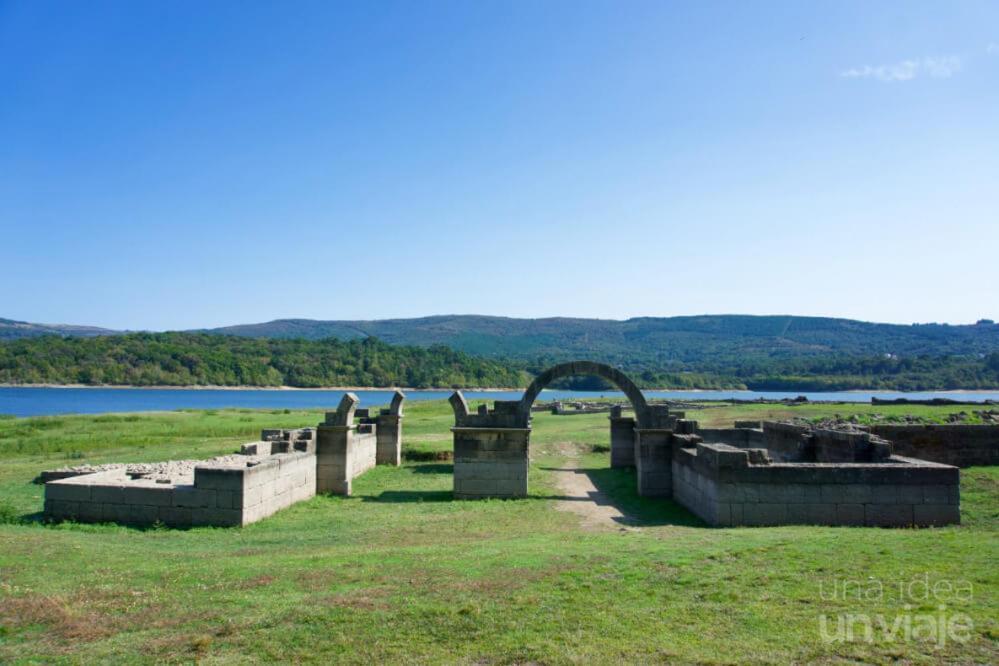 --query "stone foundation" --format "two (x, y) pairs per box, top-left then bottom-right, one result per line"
(43, 391), (406, 527)
(672, 442), (960, 527)
(45, 446), (317, 528)
(868, 424), (999, 468)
